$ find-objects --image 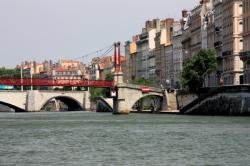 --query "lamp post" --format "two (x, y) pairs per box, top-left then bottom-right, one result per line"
(30, 62), (33, 90)
(21, 63), (23, 91)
